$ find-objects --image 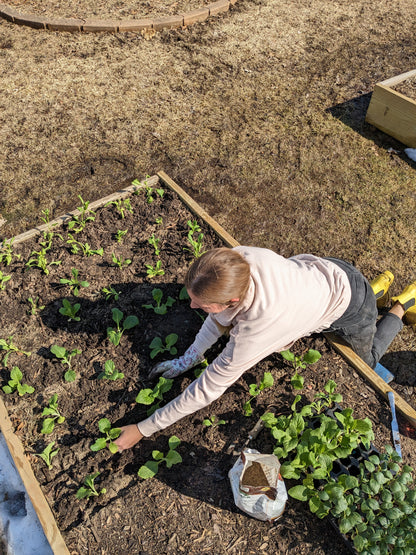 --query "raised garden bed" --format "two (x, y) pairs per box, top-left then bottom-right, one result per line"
(0, 172), (415, 554)
(365, 69), (416, 148)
